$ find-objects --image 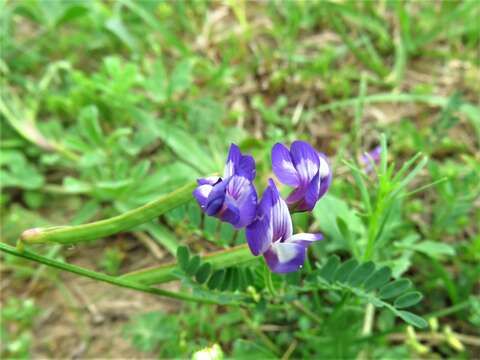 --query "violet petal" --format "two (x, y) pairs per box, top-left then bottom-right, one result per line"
(272, 143), (300, 186)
